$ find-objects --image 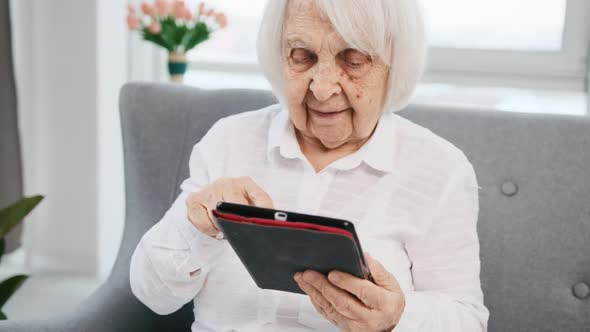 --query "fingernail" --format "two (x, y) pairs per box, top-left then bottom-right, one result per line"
(294, 272), (302, 281)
